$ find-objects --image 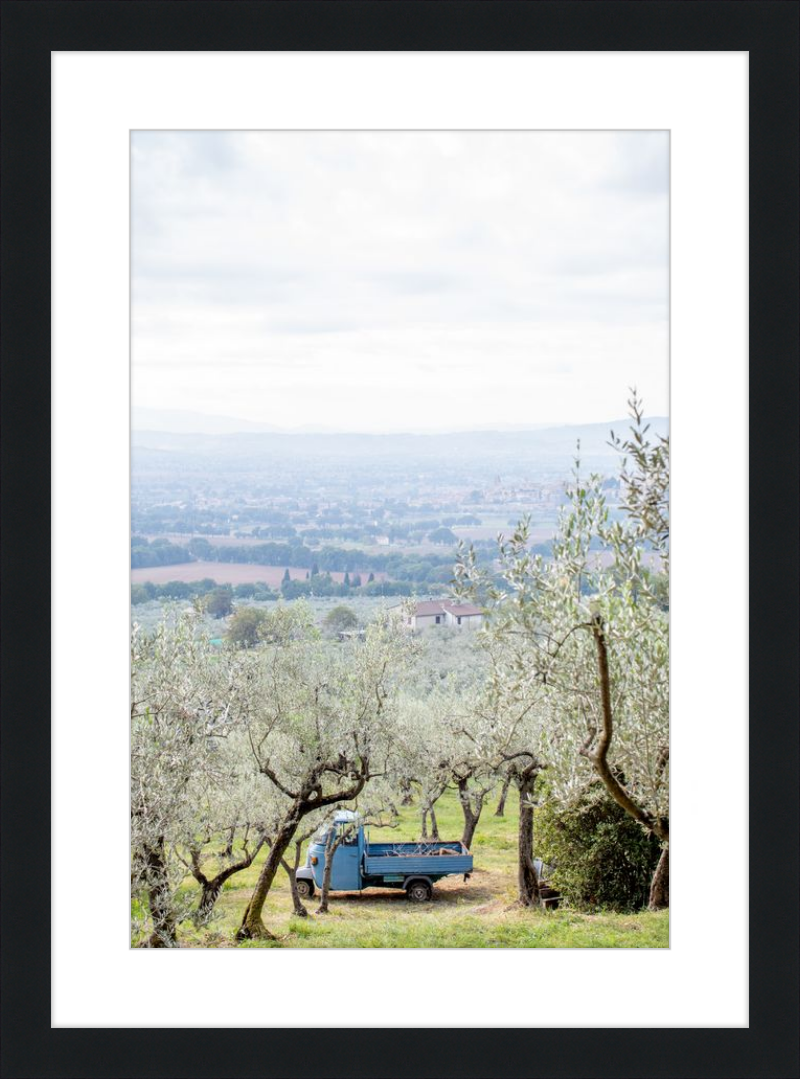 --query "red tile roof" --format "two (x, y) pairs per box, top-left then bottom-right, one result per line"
(442, 602), (483, 617)
(405, 601), (483, 617)
(411, 601), (449, 616)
